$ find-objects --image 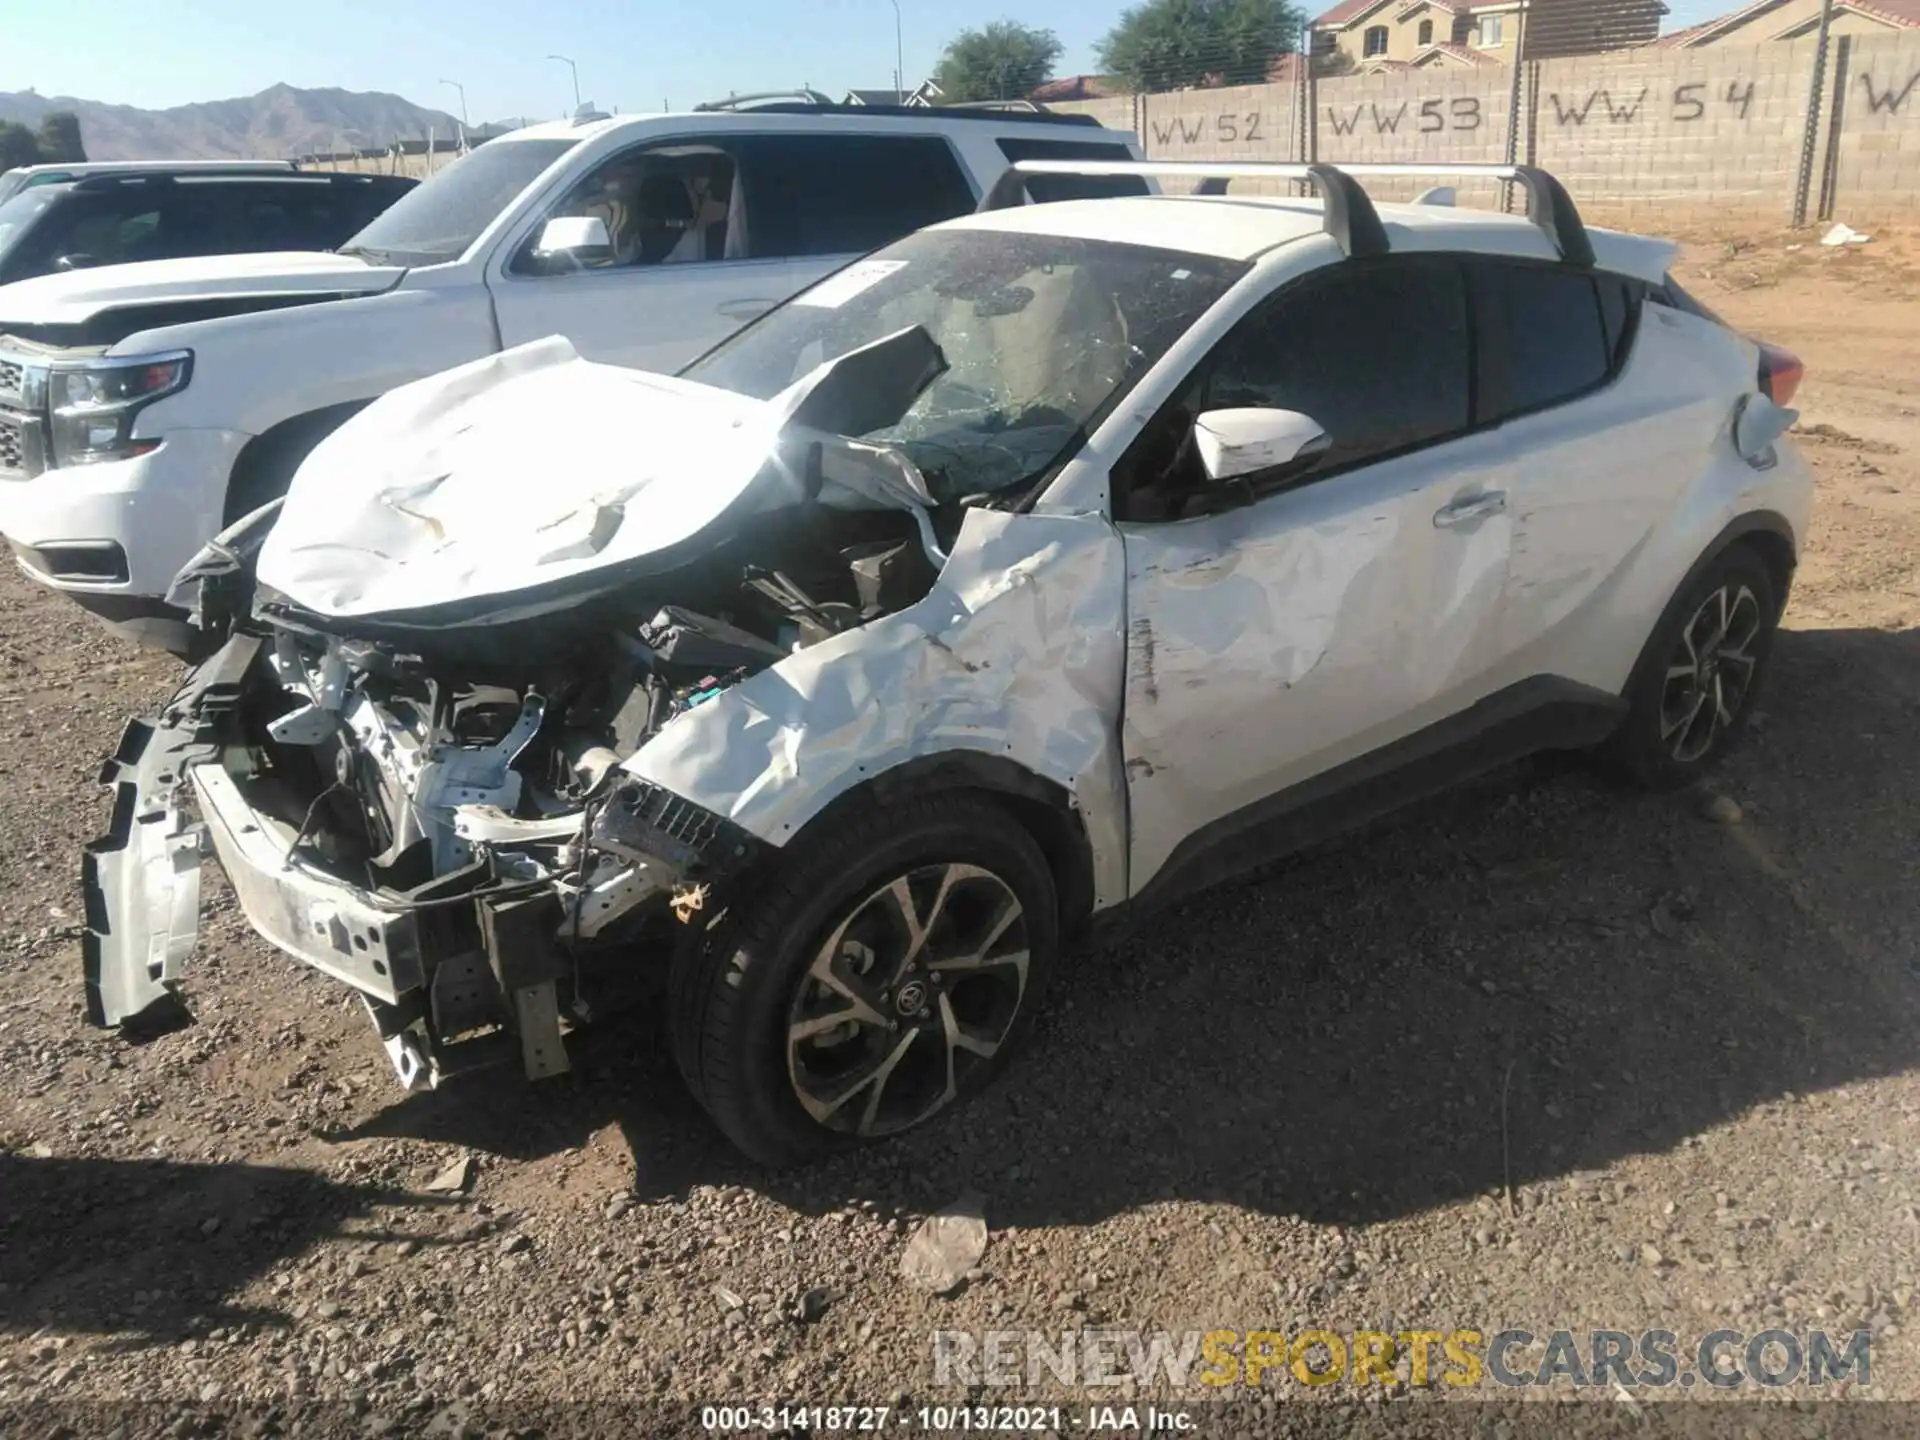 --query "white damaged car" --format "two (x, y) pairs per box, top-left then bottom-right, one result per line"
(83, 162), (1812, 1165)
